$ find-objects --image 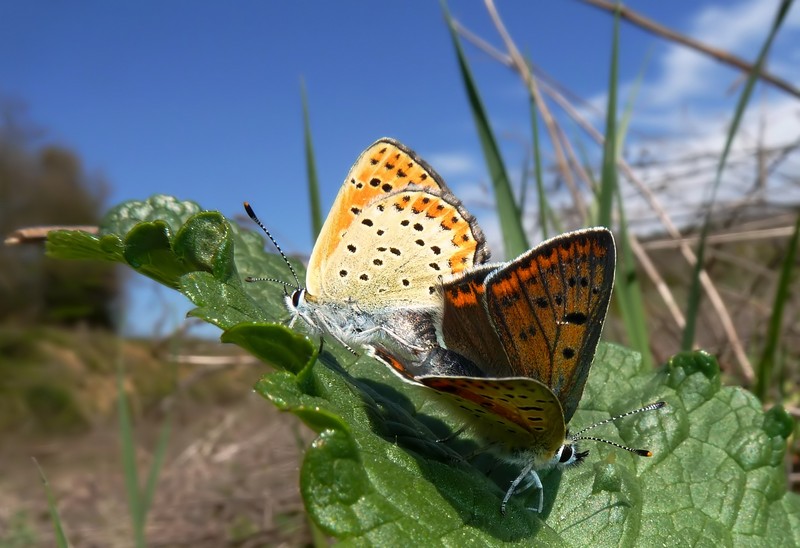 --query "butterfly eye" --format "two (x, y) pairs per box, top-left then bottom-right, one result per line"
(558, 444), (574, 464)
(291, 289), (303, 308)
